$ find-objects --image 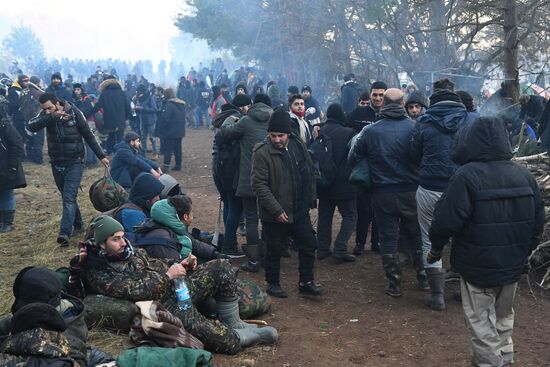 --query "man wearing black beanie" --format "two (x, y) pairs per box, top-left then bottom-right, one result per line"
(251, 108), (325, 298)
